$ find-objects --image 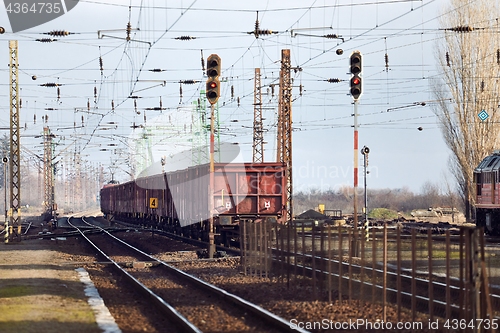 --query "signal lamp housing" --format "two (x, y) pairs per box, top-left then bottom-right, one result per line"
(349, 51), (363, 100)
(206, 54), (221, 105)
